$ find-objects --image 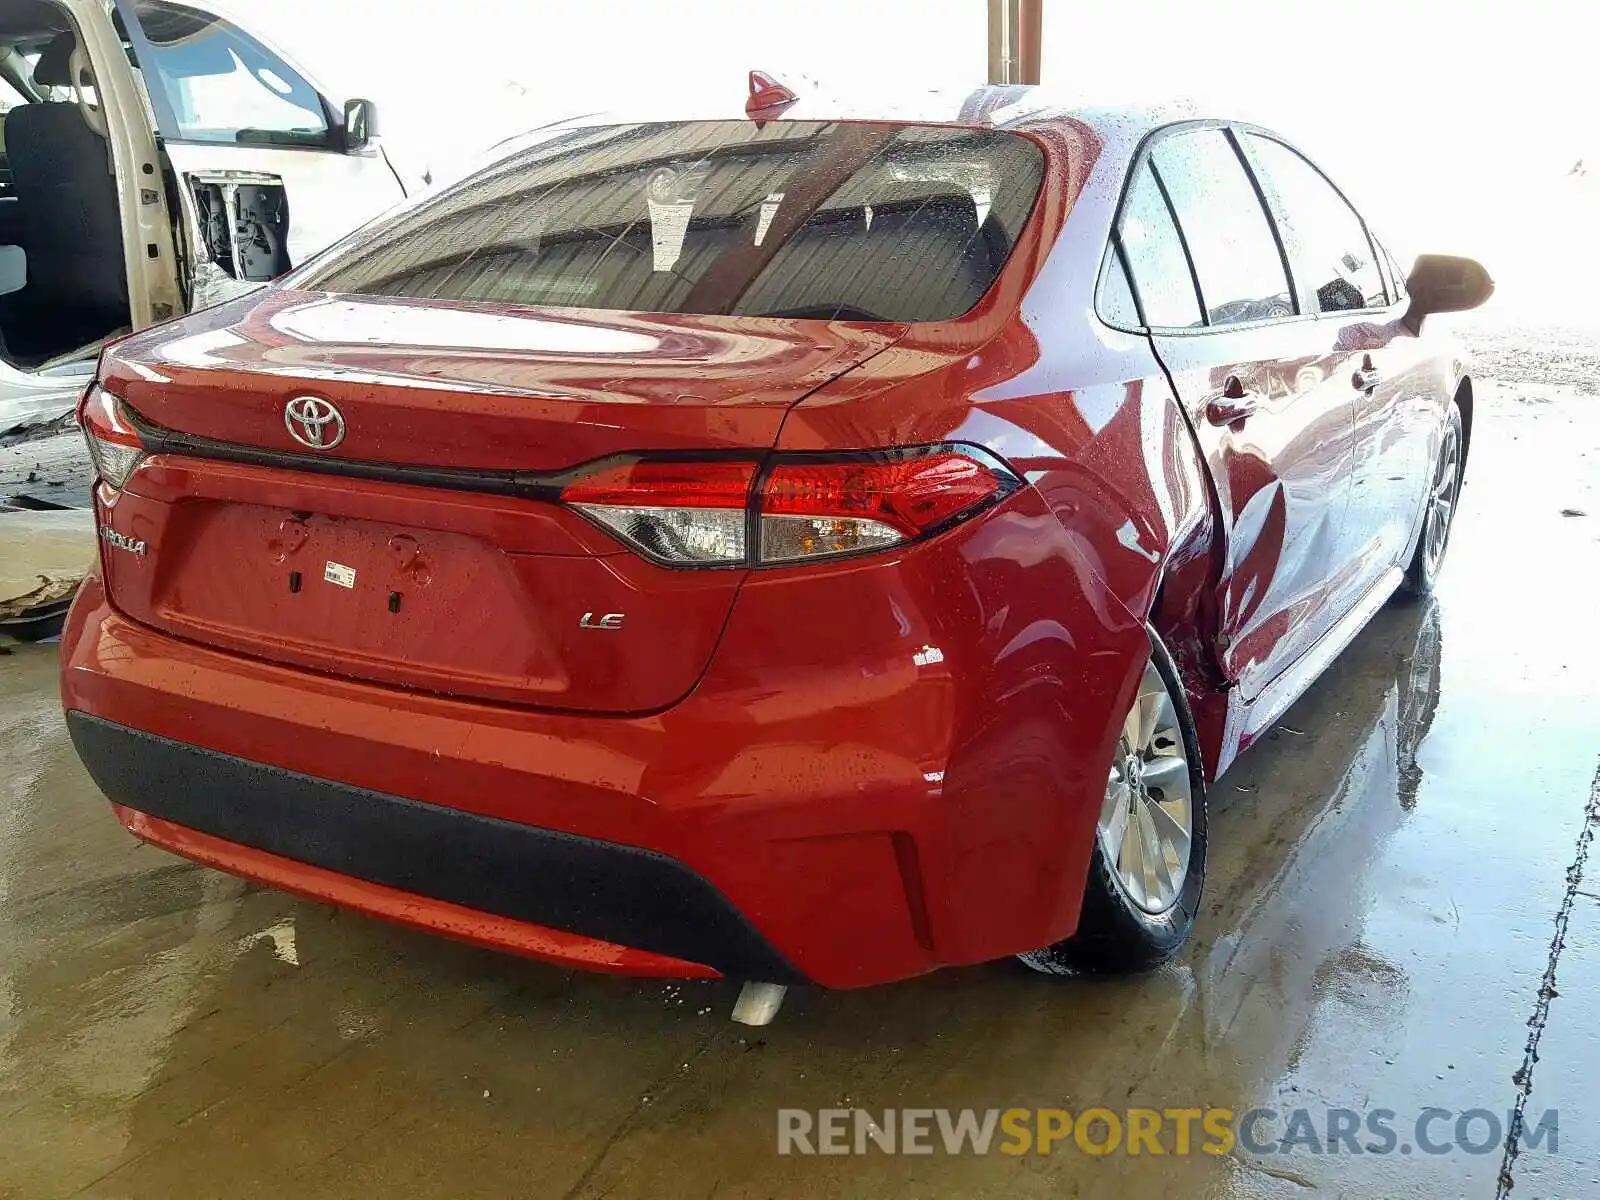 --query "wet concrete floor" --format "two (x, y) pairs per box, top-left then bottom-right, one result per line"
(3, 365), (1599, 1198)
